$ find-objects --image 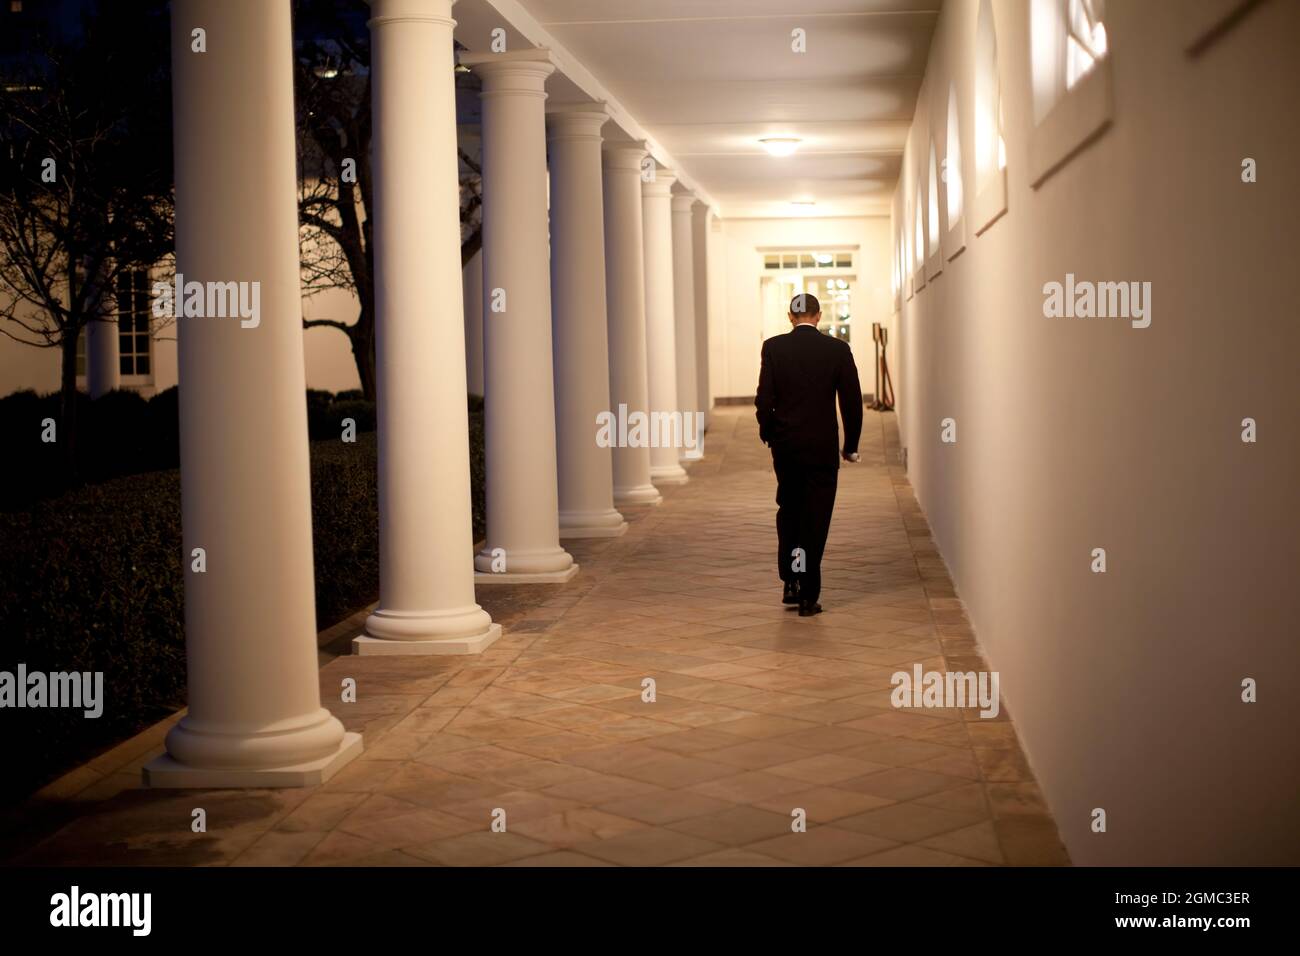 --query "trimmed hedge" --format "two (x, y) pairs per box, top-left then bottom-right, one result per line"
(0, 392), (486, 801)
(0, 386), (381, 509)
